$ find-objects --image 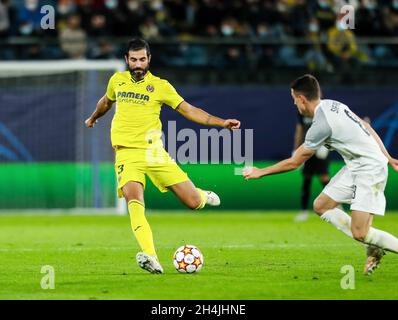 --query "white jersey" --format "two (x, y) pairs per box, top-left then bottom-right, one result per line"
(303, 99), (388, 174)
